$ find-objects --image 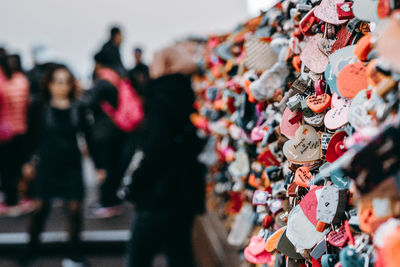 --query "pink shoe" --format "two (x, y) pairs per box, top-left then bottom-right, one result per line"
(19, 199), (36, 214)
(0, 203), (9, 216)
